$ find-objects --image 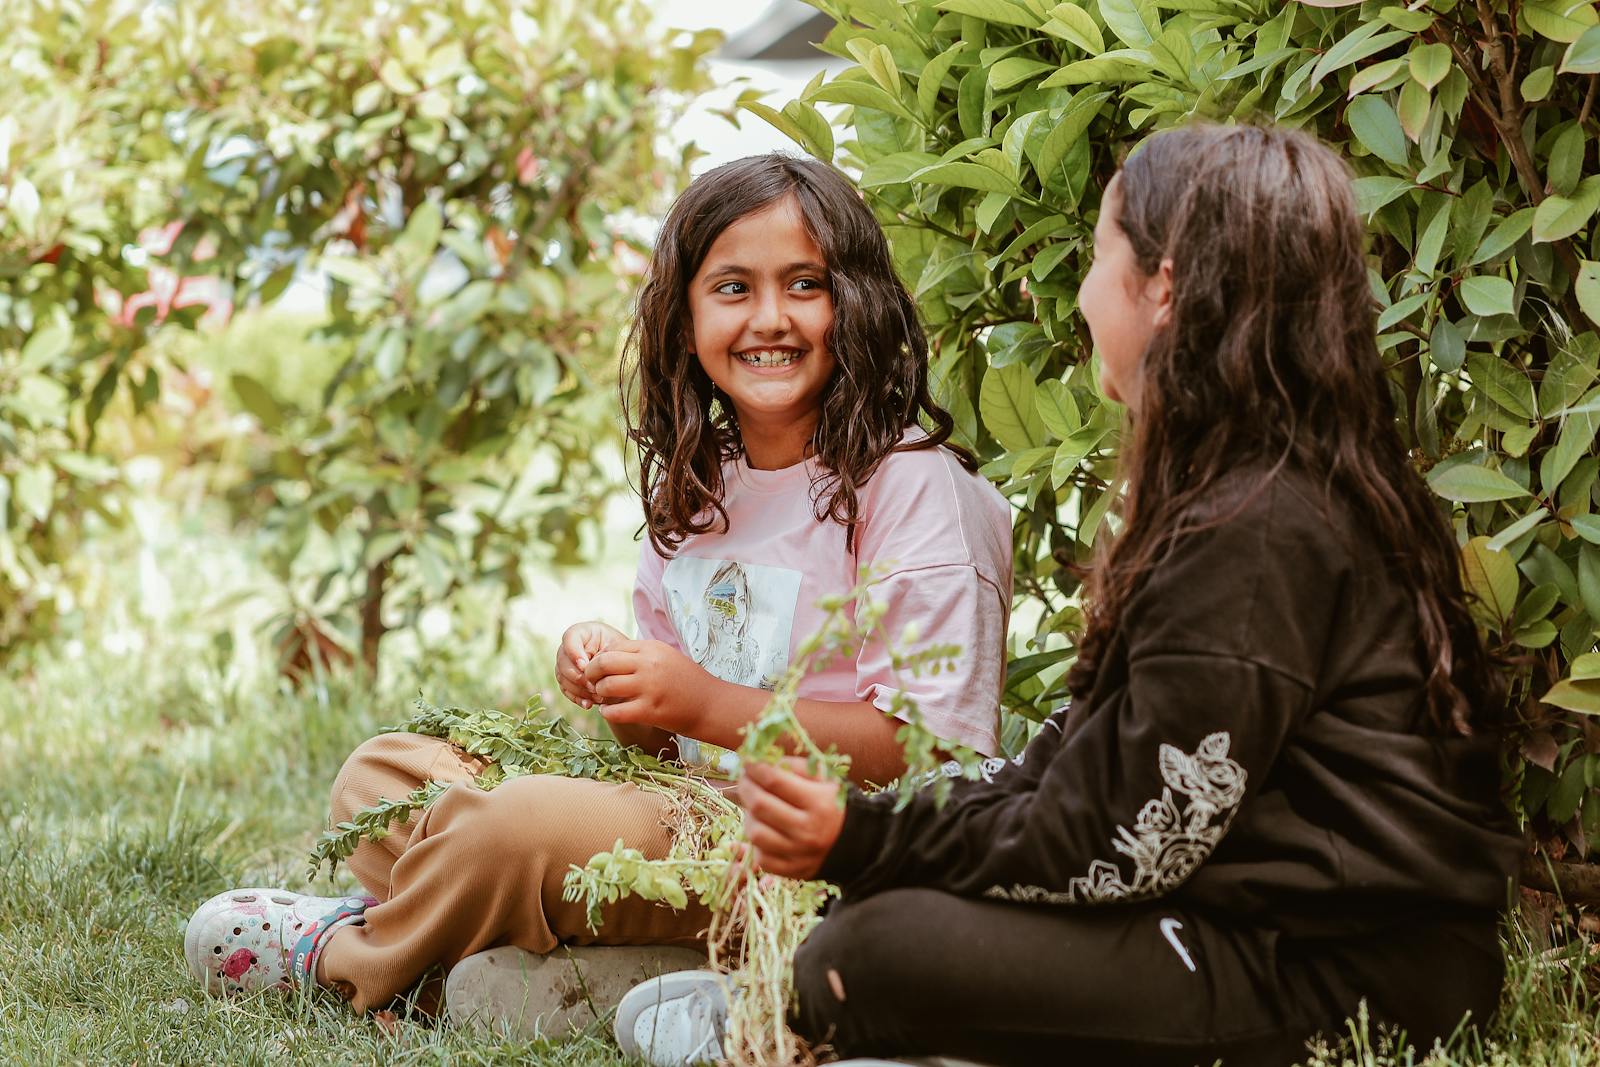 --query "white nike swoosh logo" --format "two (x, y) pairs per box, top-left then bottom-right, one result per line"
(1160, 917), (1197, 973)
